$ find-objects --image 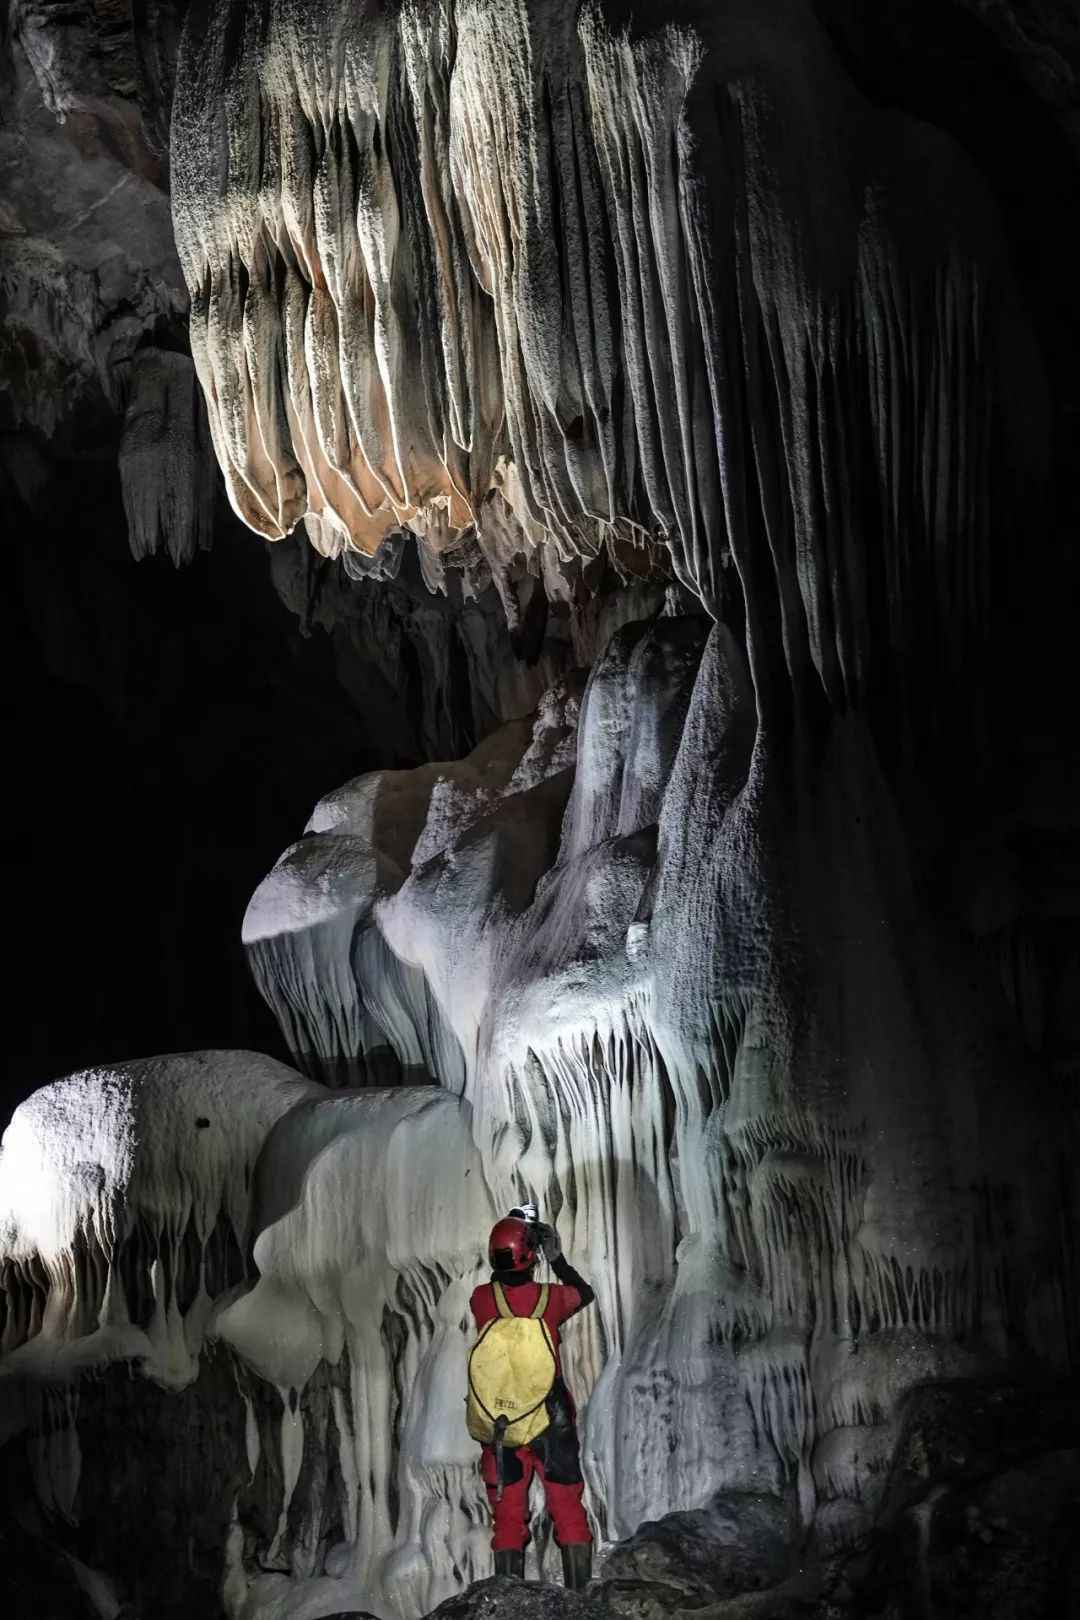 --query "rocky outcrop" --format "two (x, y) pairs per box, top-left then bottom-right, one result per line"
(0, 3), (186, 436)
